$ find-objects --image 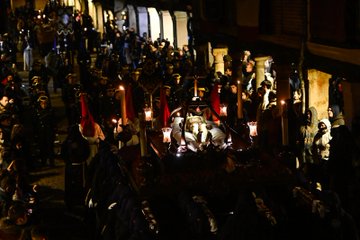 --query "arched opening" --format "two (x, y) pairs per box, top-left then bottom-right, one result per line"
(173, 11), (188, 50)
(148, 7), (160, 41)
(160, 10), (174, 46)
(137, 6), (149, 39)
